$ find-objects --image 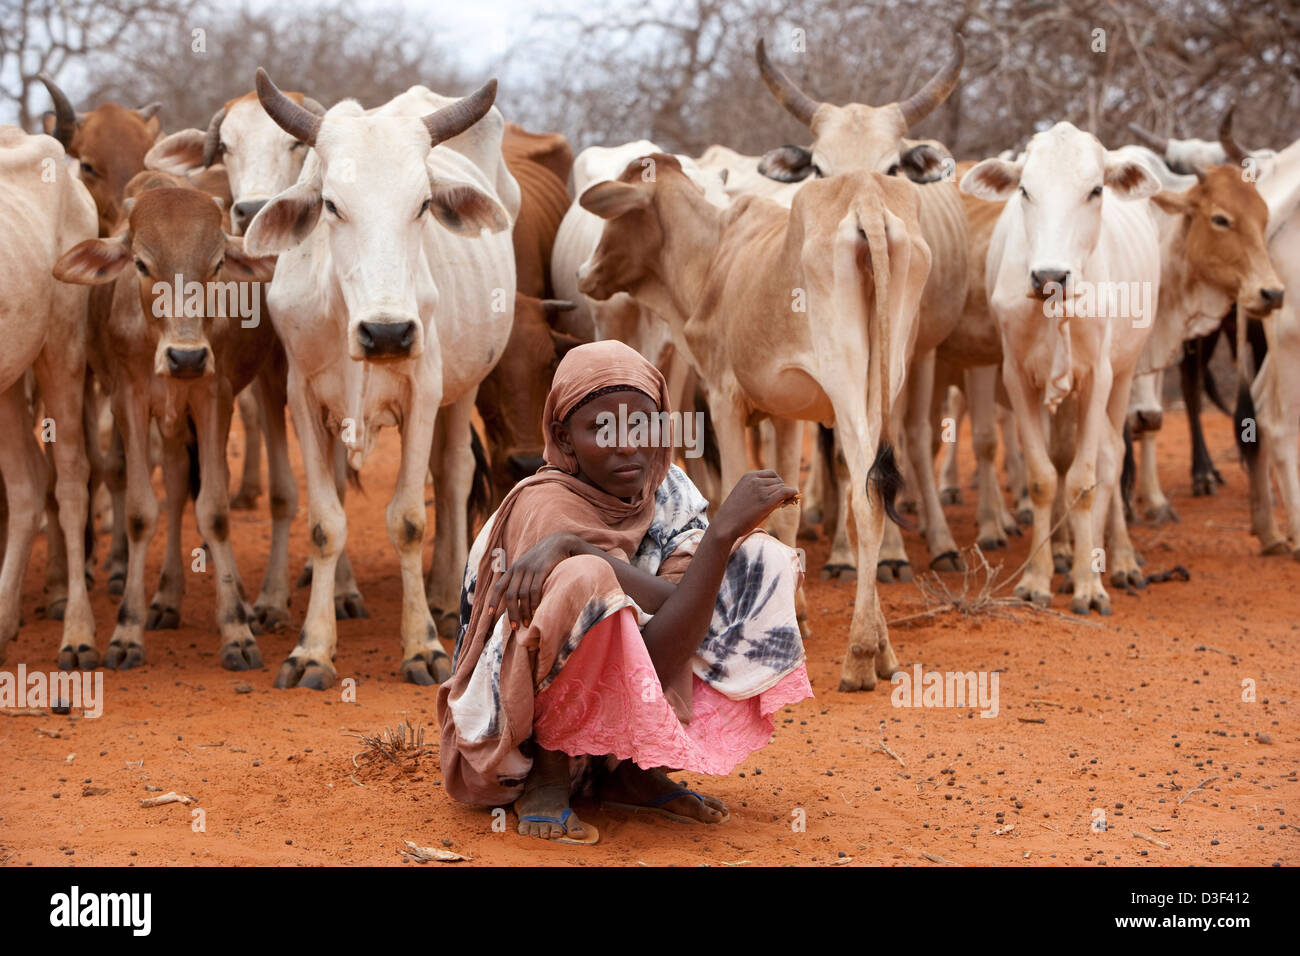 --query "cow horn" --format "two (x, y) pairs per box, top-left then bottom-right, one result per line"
(898, 33), (965, 129)
(422, 79), (498, 146)
(1127, 122), (1169, 153)
(36, 72), (77, 148)
(541, 299), (577, 313)
(301, 96), (326, 116)
(202, 104), (227, 167)
(136, 102), (162, 122)
(255, 68), (321, 147)
(755, 38), (820, 128)
(1218, 104), (1246, 164)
